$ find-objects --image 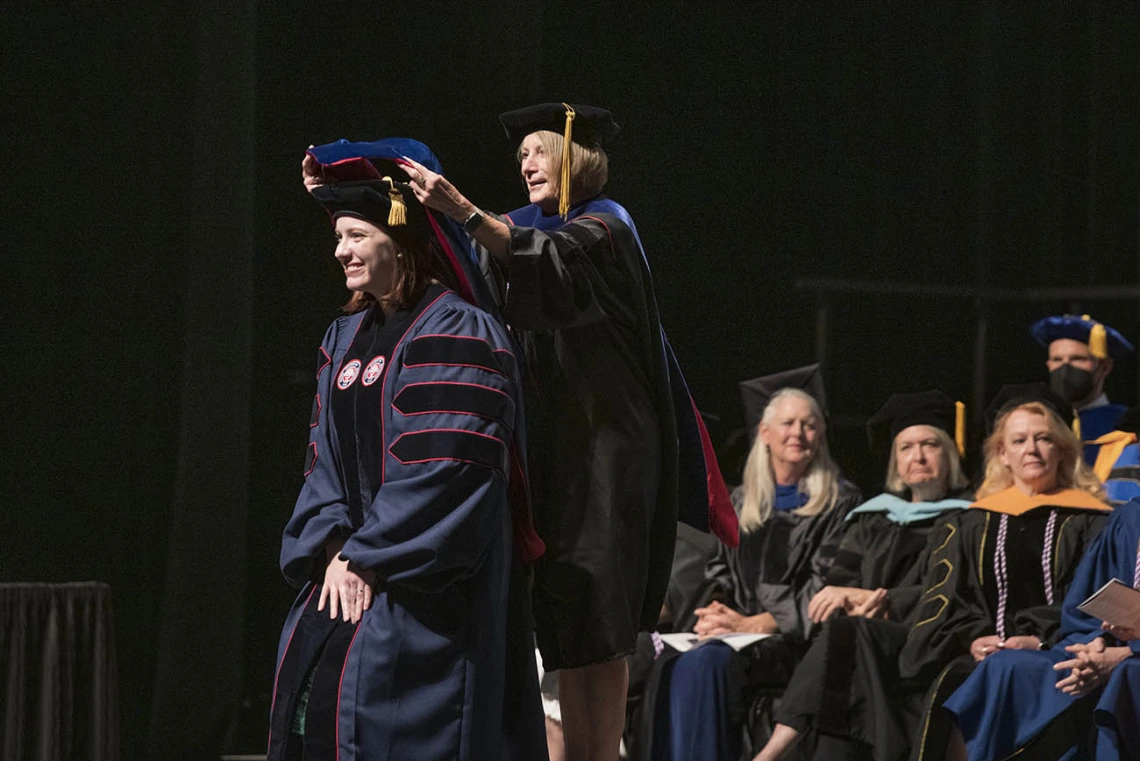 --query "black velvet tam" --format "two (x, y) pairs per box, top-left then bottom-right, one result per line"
(498, 102), (620, 147)
(984, 382), (1075, 433)
(866, 390), (957, 454)
(310, 180), (429, 238)
(738, 363), (826, 439)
